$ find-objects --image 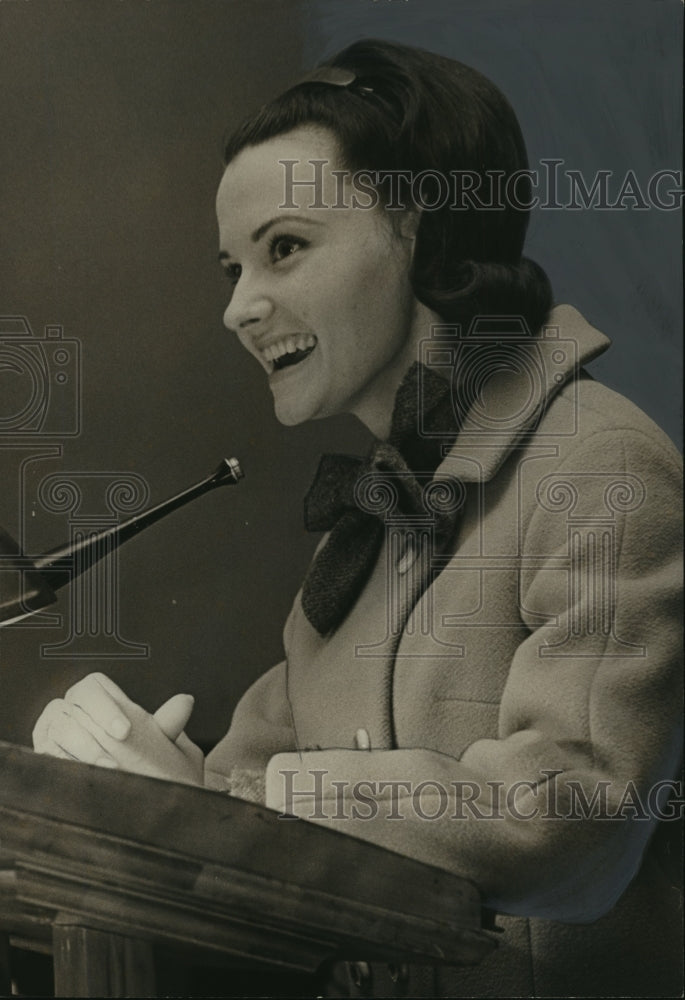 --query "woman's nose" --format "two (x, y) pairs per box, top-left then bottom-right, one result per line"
(223, 282), (274, 335)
